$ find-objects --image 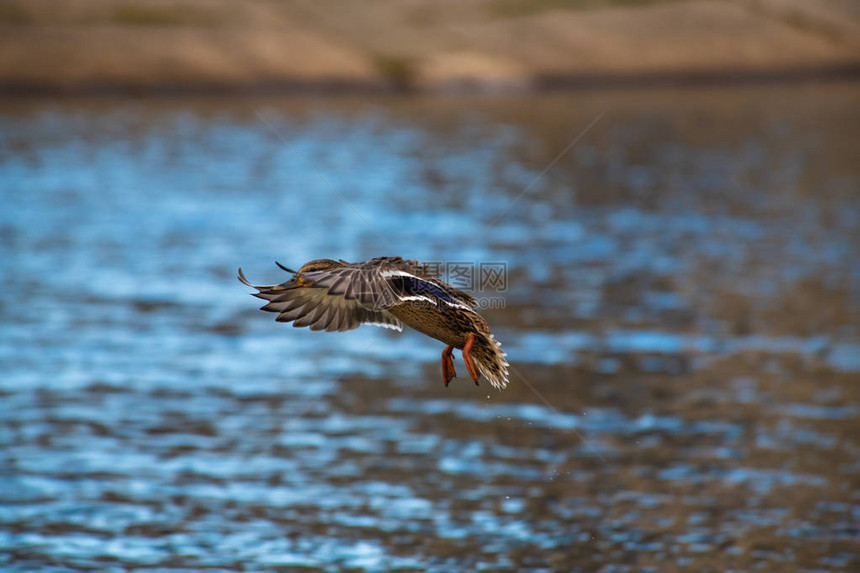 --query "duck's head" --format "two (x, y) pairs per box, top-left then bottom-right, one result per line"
(298, 259), (345, 273)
